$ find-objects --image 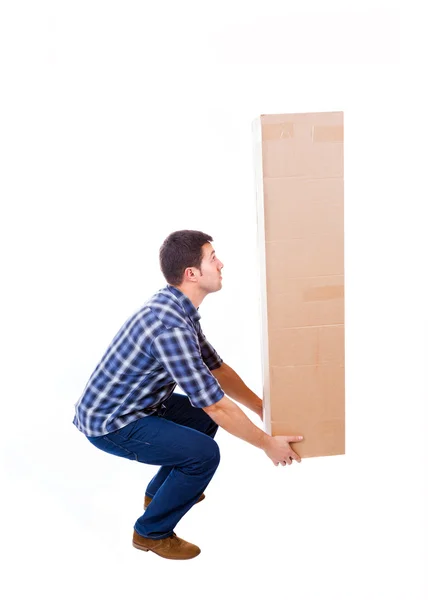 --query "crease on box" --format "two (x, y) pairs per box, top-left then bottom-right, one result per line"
(304, 284), (344, 301)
